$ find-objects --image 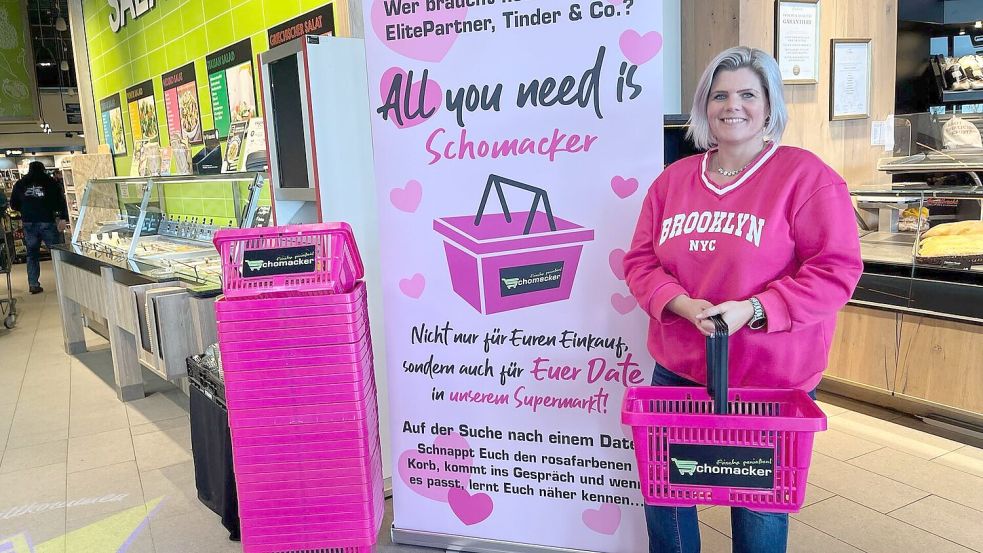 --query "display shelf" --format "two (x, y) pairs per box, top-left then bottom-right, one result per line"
(941, 89), (983, 104)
